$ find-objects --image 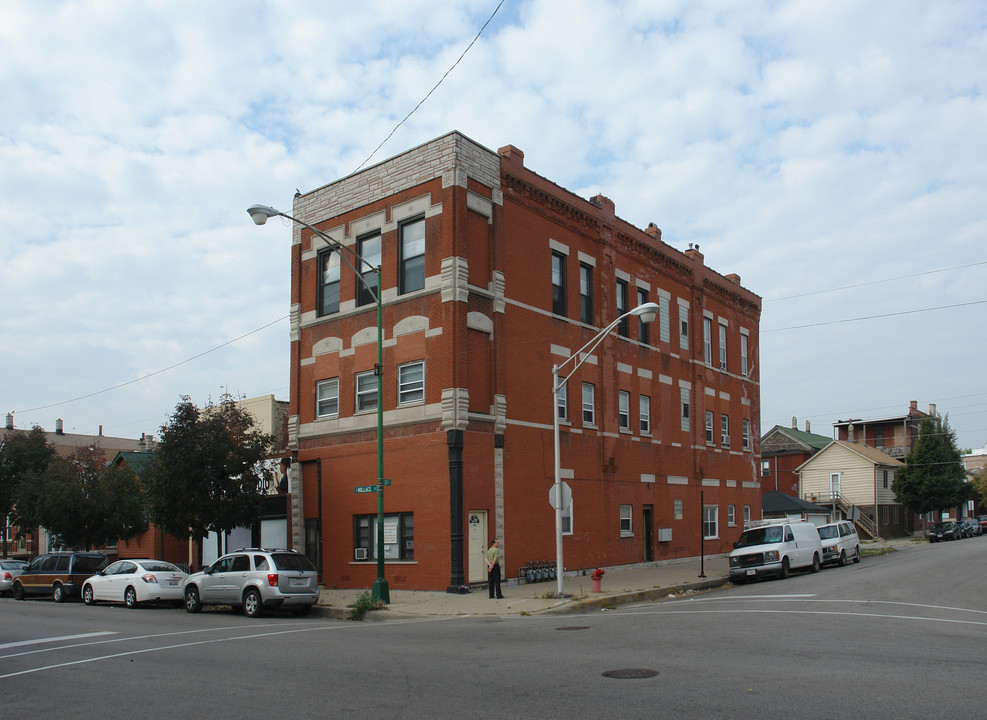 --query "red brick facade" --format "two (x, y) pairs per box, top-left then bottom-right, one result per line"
(287, 132), (762, 591)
